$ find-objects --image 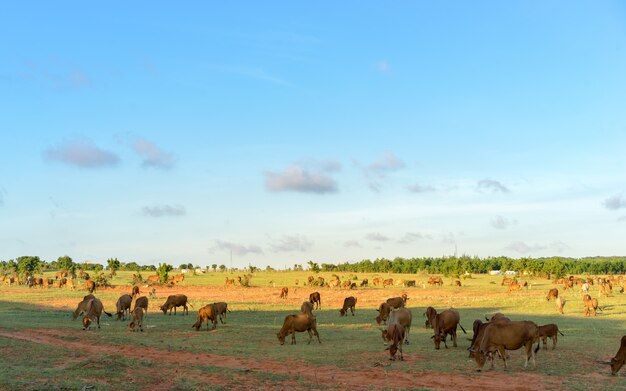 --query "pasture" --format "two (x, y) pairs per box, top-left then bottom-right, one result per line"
(1, 271), (625, 390)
